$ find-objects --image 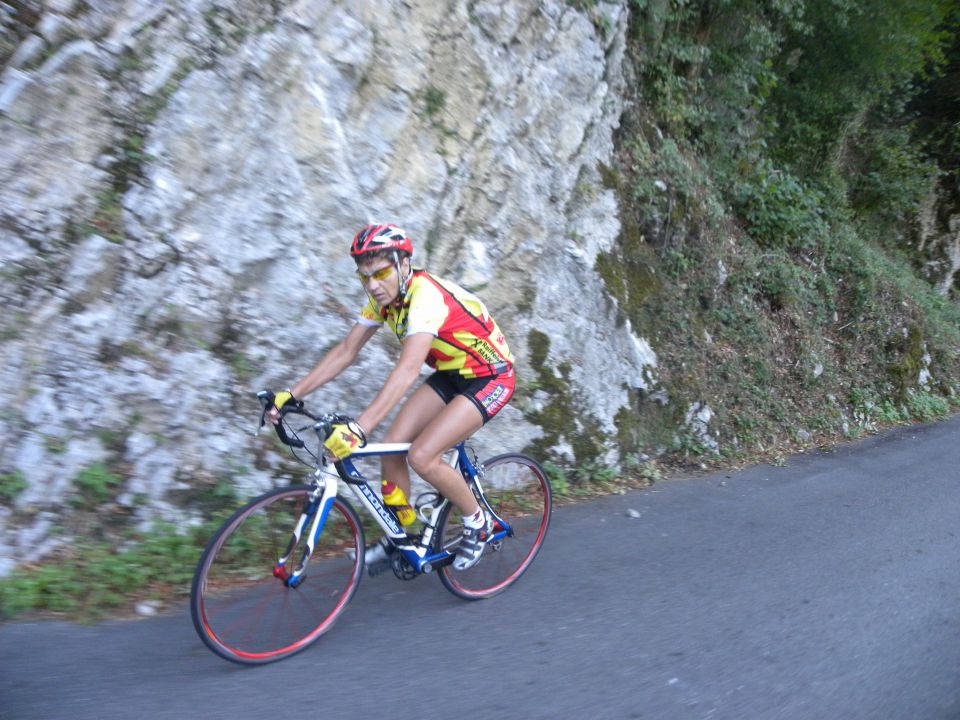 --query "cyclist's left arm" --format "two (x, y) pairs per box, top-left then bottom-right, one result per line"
(355, 332), (433, 434)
